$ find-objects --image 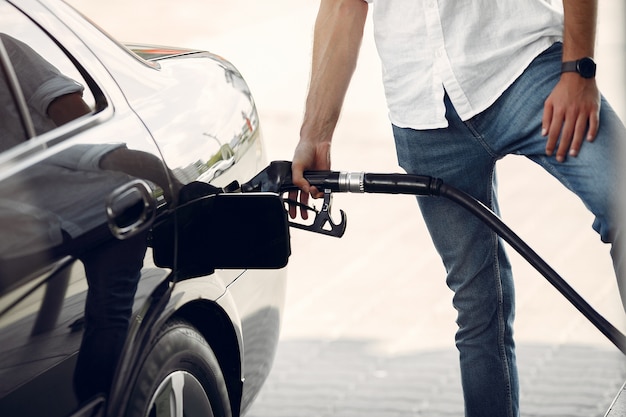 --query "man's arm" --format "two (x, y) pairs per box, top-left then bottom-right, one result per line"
(99, 147), (183, 205)
(542, 0), (600, 162)
(47, 92), (91, 126)
(290, 0), (368, 218)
